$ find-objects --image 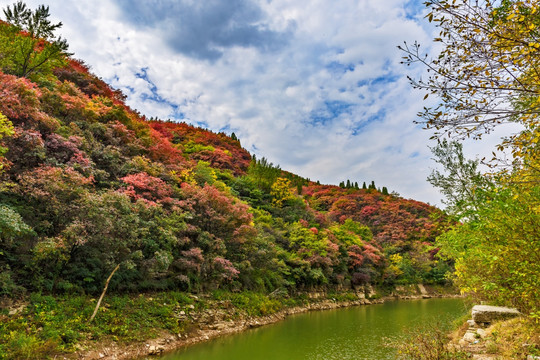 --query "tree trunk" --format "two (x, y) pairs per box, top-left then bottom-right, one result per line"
(88, 263), (120, 323)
